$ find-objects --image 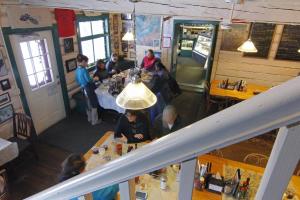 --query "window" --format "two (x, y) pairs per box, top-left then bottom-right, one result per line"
(77, 15), (110, 66)
(20, 39), (53, 90)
